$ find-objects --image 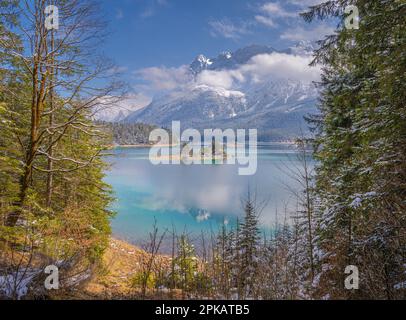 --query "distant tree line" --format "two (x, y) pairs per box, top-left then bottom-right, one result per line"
(101, 122), (159, 146)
